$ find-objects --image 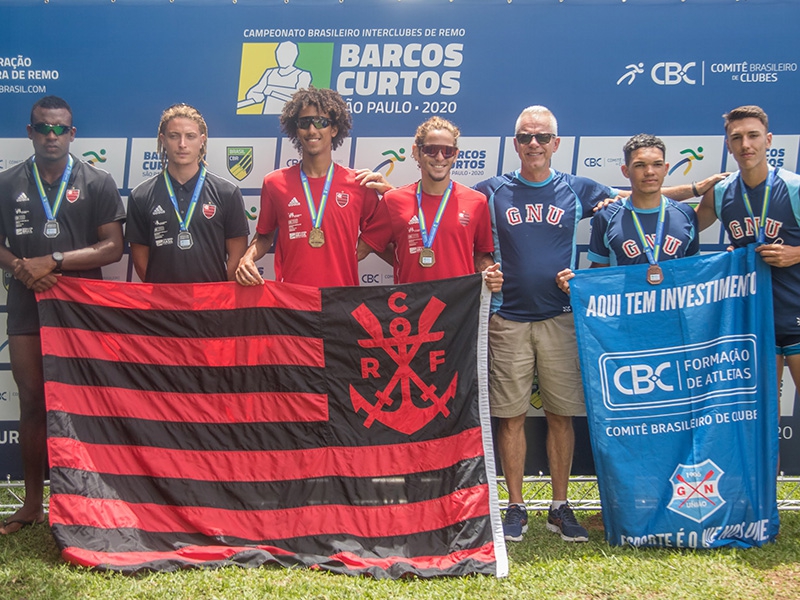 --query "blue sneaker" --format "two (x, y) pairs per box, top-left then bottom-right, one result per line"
(547, 503), (588, 542)
(503, 504), (528, 542)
